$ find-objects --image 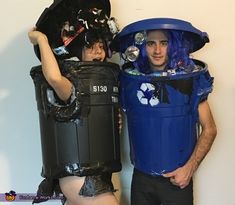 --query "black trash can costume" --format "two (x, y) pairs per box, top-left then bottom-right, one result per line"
(30, 0), (121, 203)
